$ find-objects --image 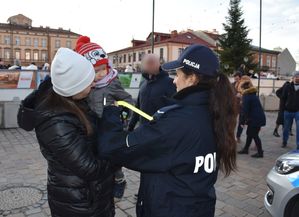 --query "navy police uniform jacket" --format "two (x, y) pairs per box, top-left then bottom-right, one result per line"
(98, 86), (218, 217)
